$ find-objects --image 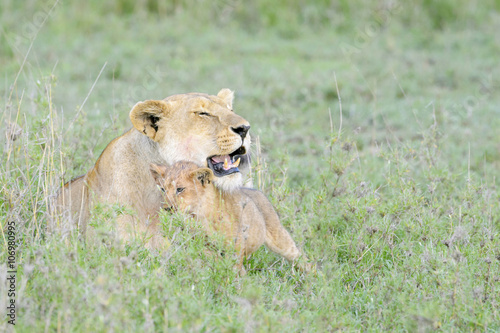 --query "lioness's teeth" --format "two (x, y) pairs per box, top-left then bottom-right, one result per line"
(233, 157), (241, 168)
(224, 158), (229, 169)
